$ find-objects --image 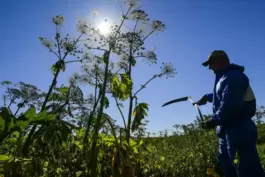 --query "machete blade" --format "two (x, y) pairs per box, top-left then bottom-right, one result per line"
(162, 96), (189, 107)
(162, 96), (204, 121)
